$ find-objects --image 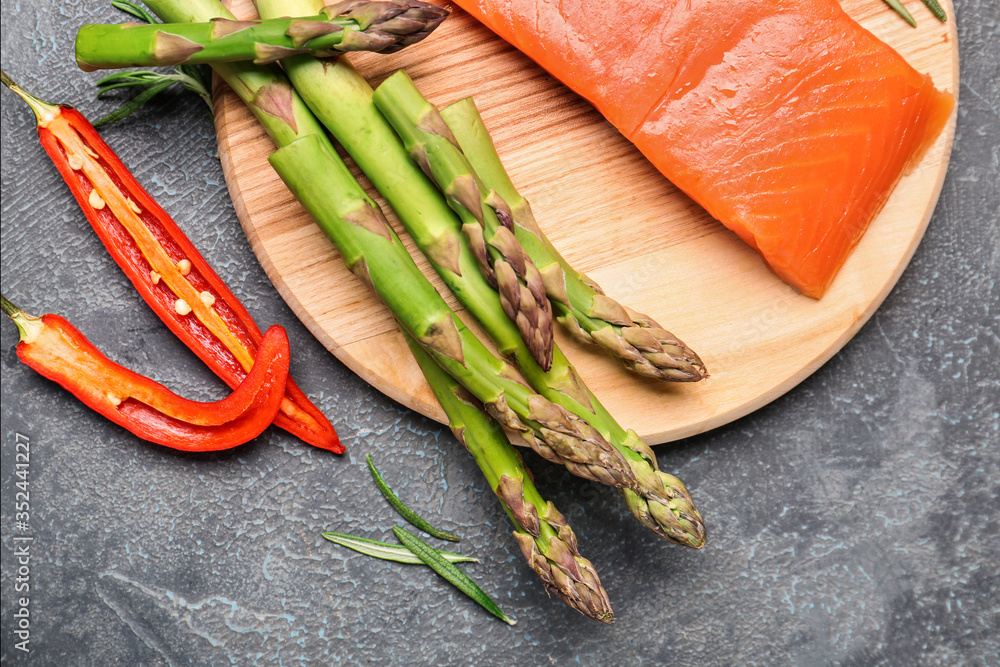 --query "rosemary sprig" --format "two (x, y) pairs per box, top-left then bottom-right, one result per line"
(321, 459), (513, 625)
(367, 454), (461, 542)
(394, 527), (516, 625)
(322, 532), (477, 565)
(92, 0), (212, 127)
